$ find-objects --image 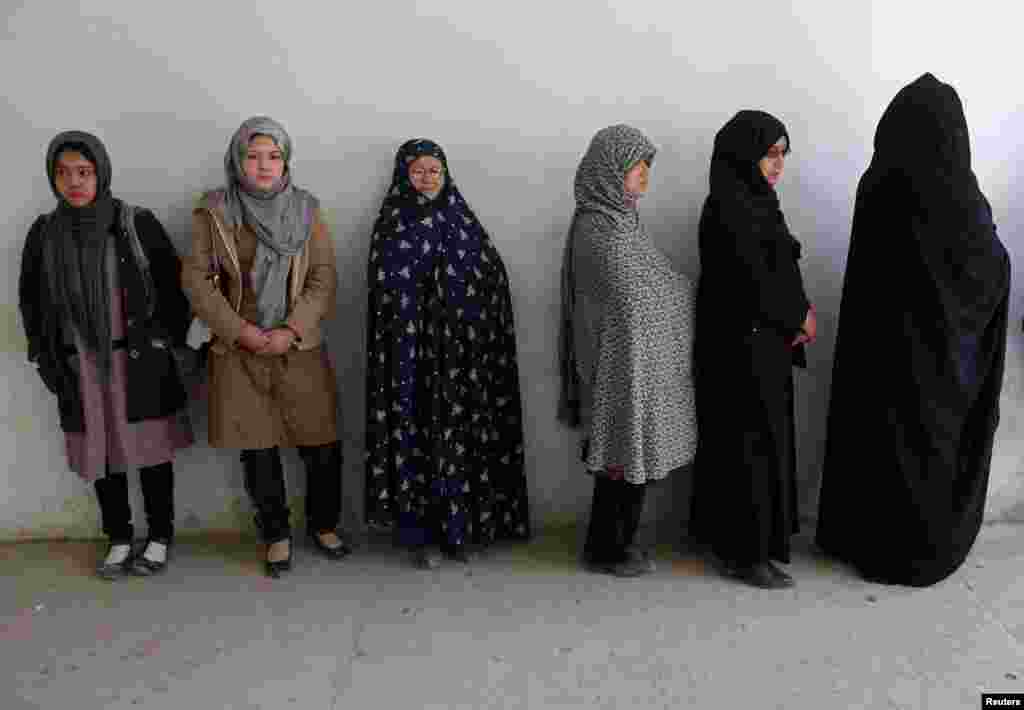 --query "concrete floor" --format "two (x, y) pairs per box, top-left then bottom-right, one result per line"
(3, 524), (1023, 709)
